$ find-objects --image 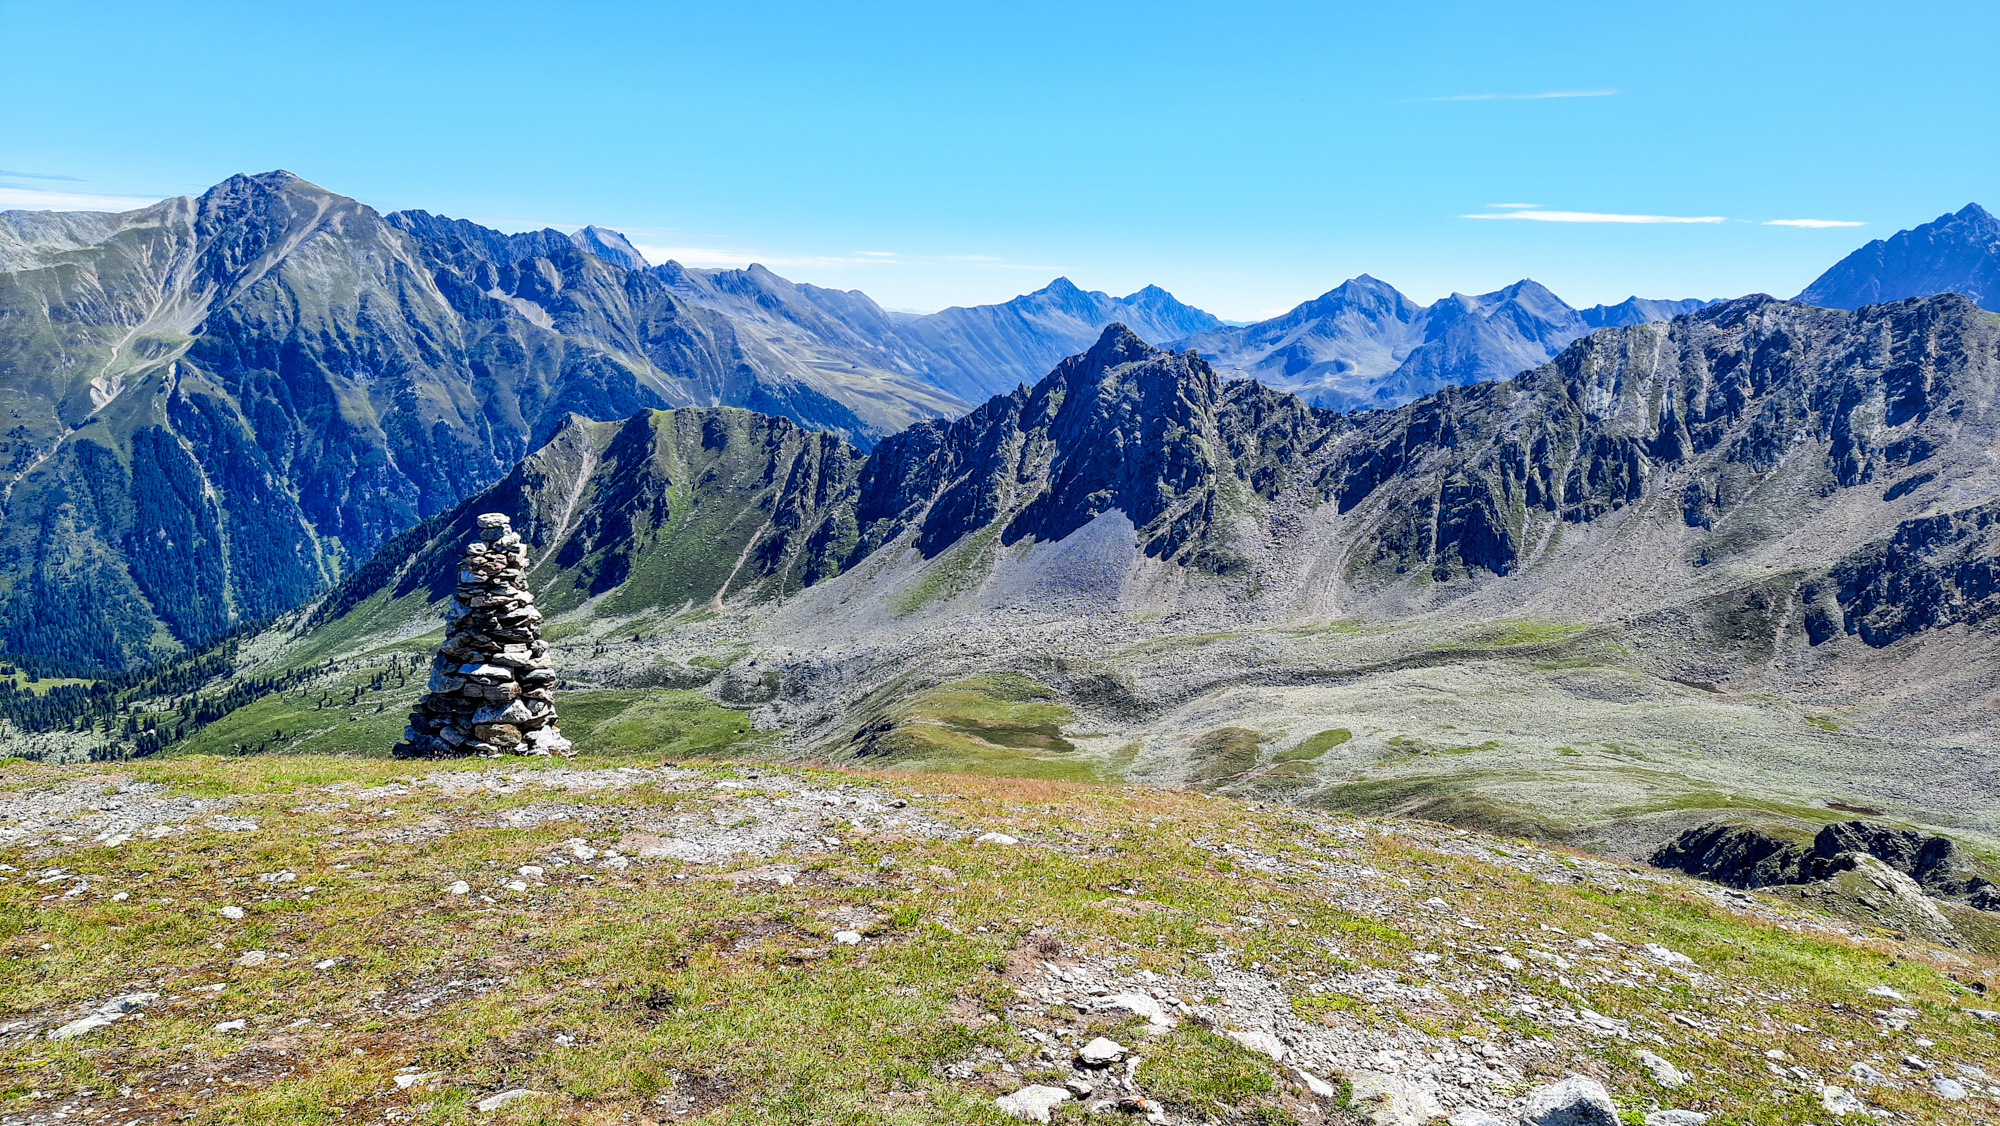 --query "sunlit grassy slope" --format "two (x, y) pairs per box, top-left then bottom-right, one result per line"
(3, 748), (1996, 1126)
